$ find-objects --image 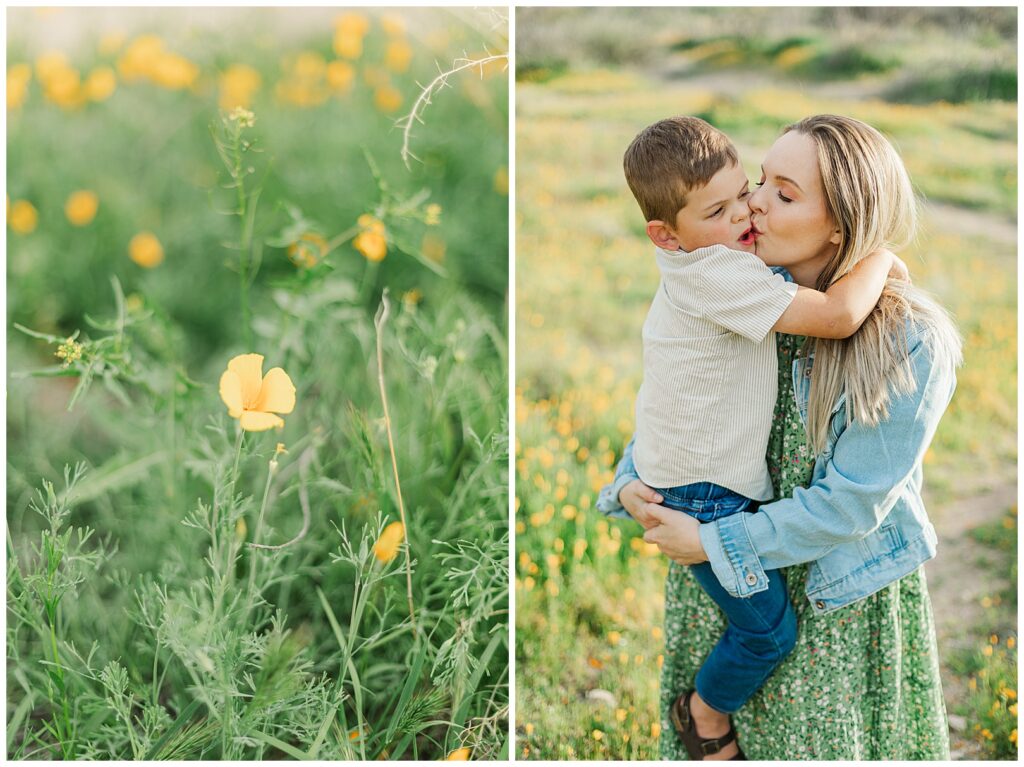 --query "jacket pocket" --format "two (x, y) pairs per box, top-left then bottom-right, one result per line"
(855, 522), (905, 566)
